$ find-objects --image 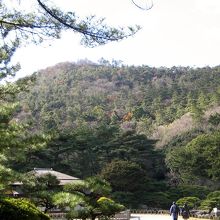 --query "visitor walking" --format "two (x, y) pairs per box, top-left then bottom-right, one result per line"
(181, 203), (190, 219)
(170, 202), (180, 220)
